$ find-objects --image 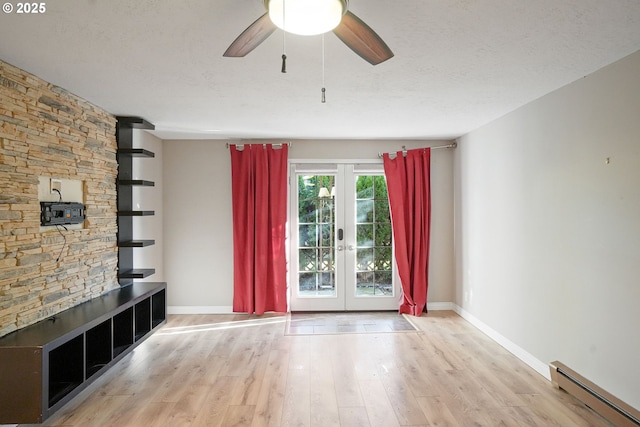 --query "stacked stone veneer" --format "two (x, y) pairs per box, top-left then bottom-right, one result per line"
(0, 60), (119, 338)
